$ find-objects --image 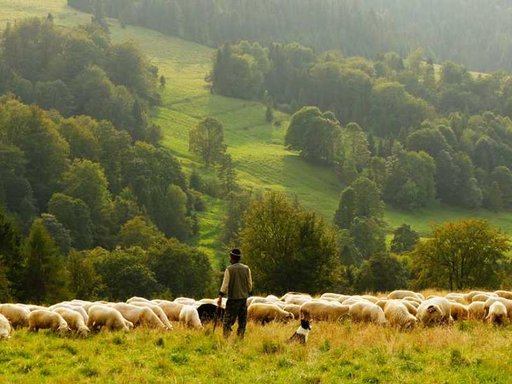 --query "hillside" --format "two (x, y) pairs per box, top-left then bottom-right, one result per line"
(2, 0), (512, 258)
